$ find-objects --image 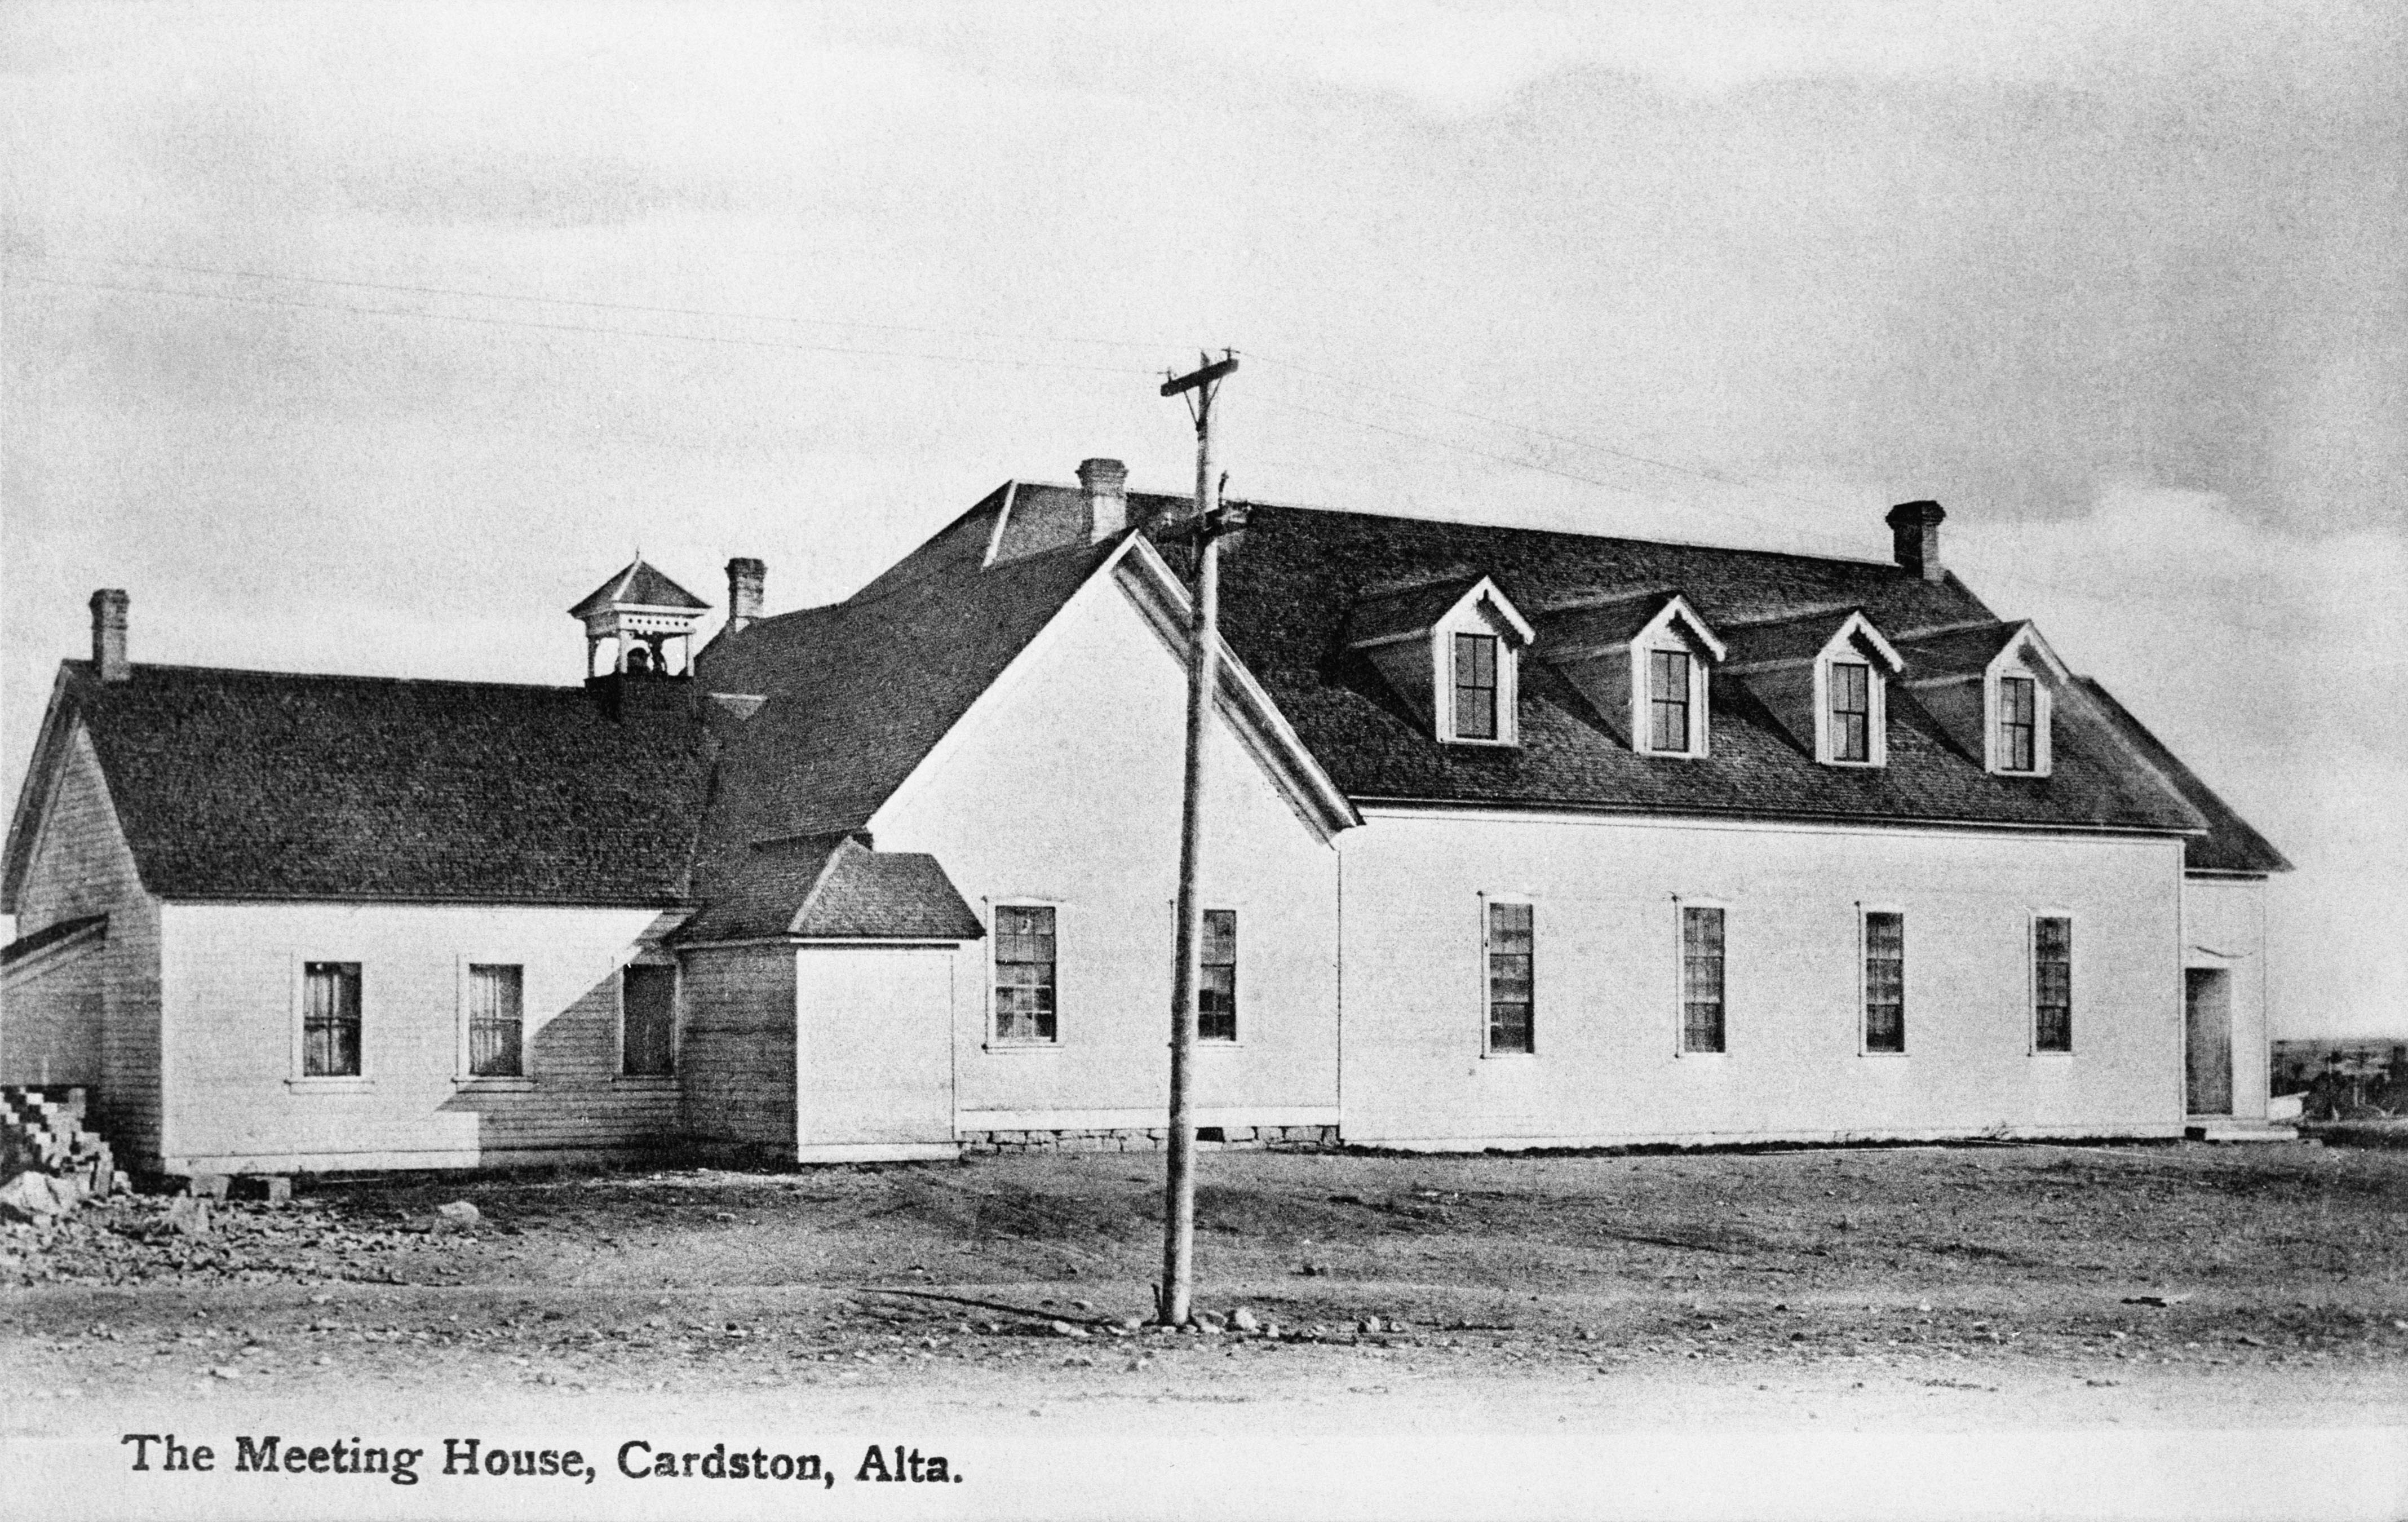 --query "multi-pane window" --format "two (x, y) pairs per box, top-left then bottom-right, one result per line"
(621, 963), (676, 1077)
(2034, 917), (2073, 1052)
(1199, 910), (1237, 1043)
(302, 962), (362, 1077)
(1862, 911), (1905, 1053)
(1999, 676), (2038, 772)
(467, 964), (524, 1078)
(1648, 649), (1692, 752)
(994, 905), (1057, 1042)
(1485, 901), (1534, 1054)
(1681, 906), (1725, 1054)
(1453, 633), (1499, 741)
(1830, 661), (1873, 763)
